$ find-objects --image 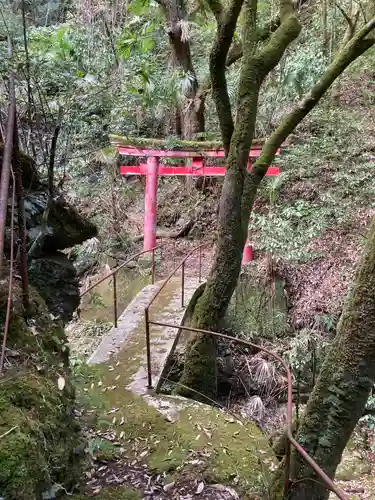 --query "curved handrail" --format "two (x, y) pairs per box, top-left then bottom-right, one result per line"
(143, 242), (206, 388)
(145, 241), (206, 314)
(145, 320), (348, 500)
(80, 243), (164, 298)
(80, 241), (170, 327)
